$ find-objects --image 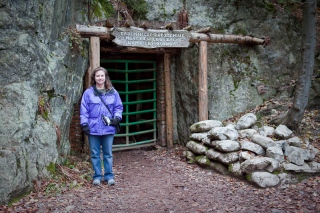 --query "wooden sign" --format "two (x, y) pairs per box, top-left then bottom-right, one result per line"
(112, 27), (191, 48)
